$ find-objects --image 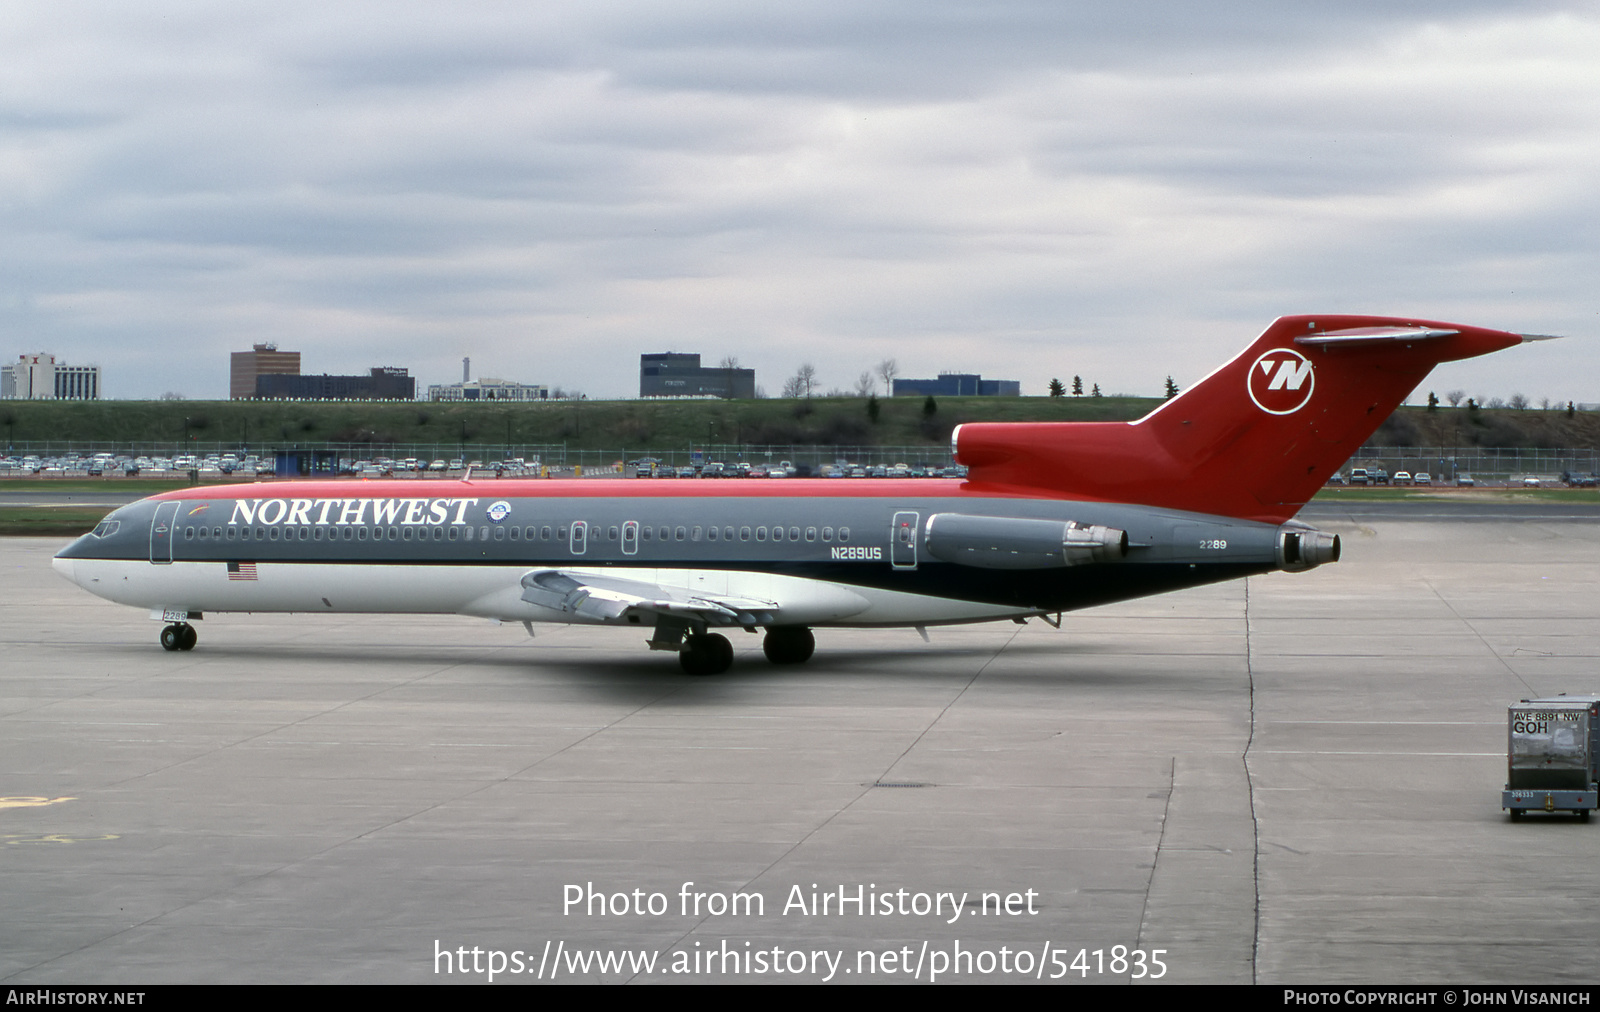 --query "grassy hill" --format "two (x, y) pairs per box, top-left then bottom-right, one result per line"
(1, 395), (1595, 455)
